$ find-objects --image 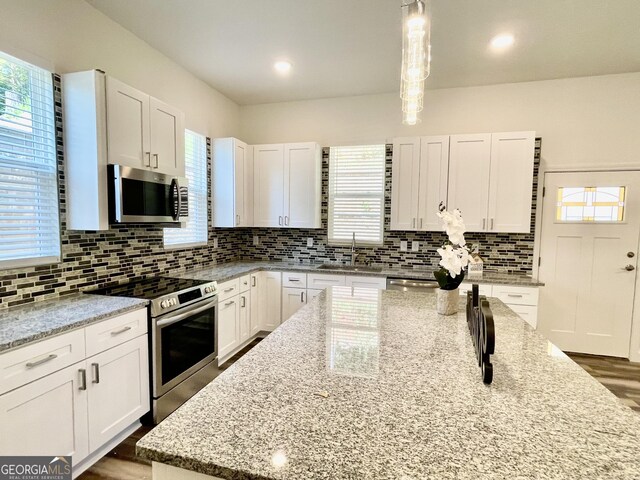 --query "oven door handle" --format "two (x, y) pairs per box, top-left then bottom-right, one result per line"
(156, 298), (218, 327)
